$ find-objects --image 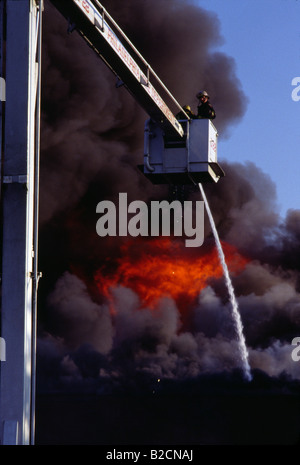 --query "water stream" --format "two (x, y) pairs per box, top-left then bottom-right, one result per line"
(199, 183), (252, 381)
